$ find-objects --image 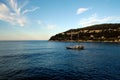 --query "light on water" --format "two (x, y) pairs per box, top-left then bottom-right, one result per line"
(0, 41), (120, 80)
